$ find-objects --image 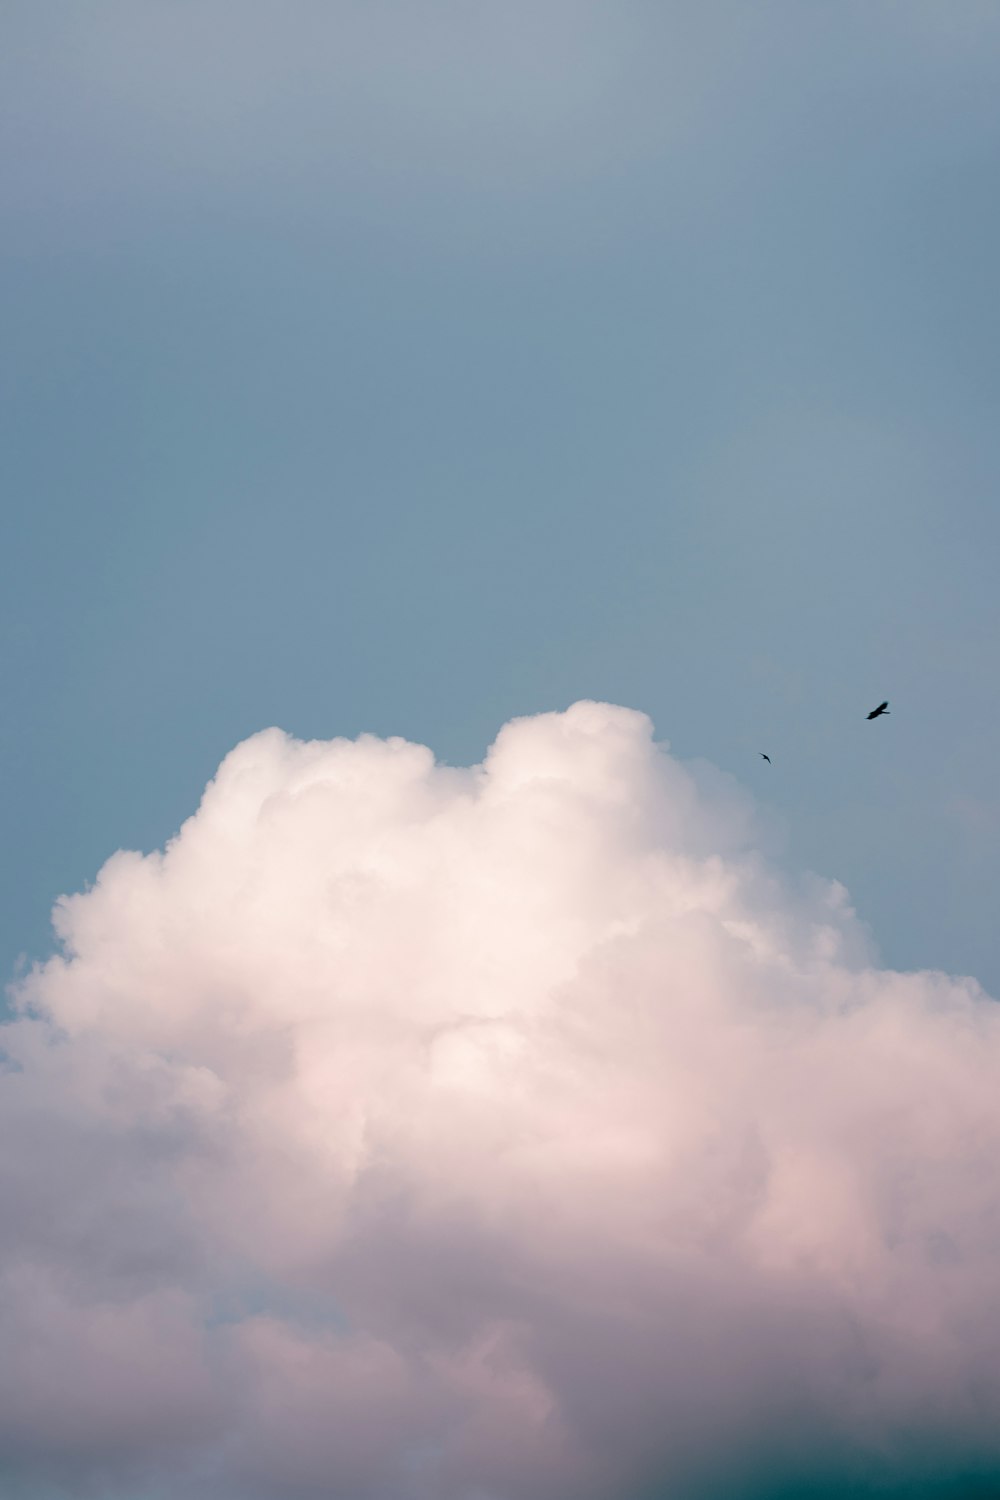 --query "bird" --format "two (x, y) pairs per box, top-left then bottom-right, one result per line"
(866, 700), (890, 720)
(759, 752), (771, 763)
